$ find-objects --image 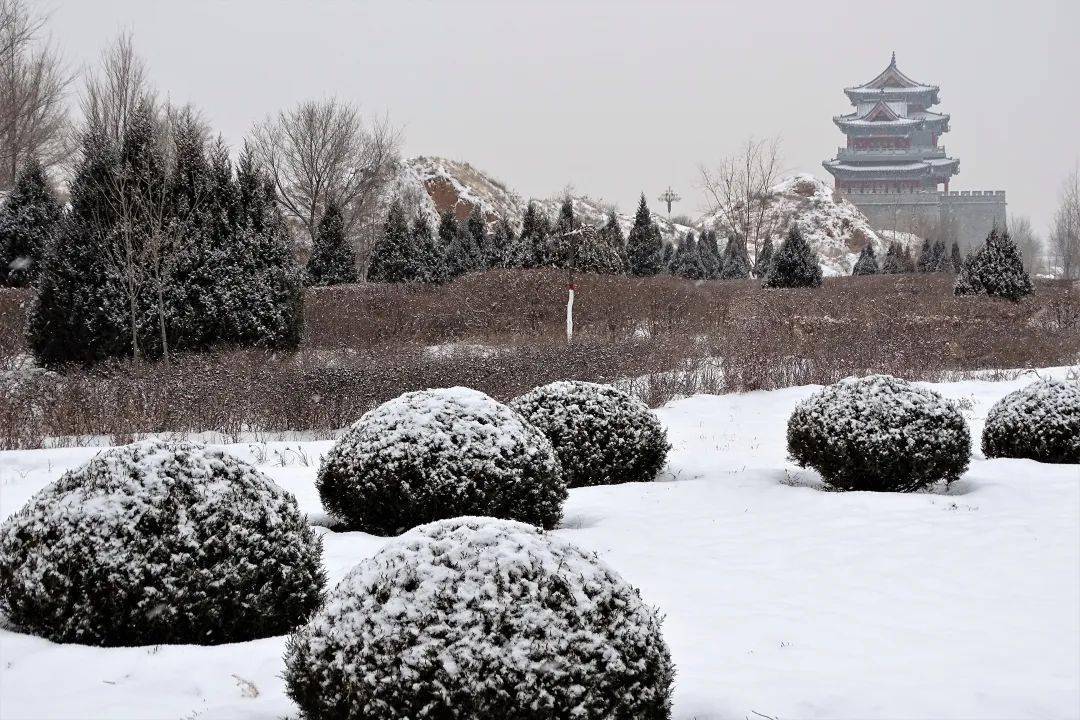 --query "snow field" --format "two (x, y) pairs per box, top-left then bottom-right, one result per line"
(0, 369), (1077, 719)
